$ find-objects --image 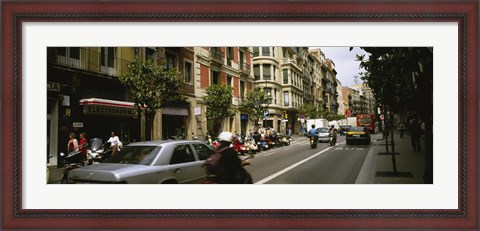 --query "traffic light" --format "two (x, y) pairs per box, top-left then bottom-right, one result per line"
(283, 111), (288, 119)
